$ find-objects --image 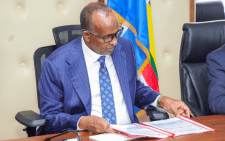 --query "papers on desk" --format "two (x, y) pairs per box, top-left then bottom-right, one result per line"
(90, 115), (216, 140)
(141, 115), (216, 137)
(111, 124), (171, 138)
(89, 133), (130, 141)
